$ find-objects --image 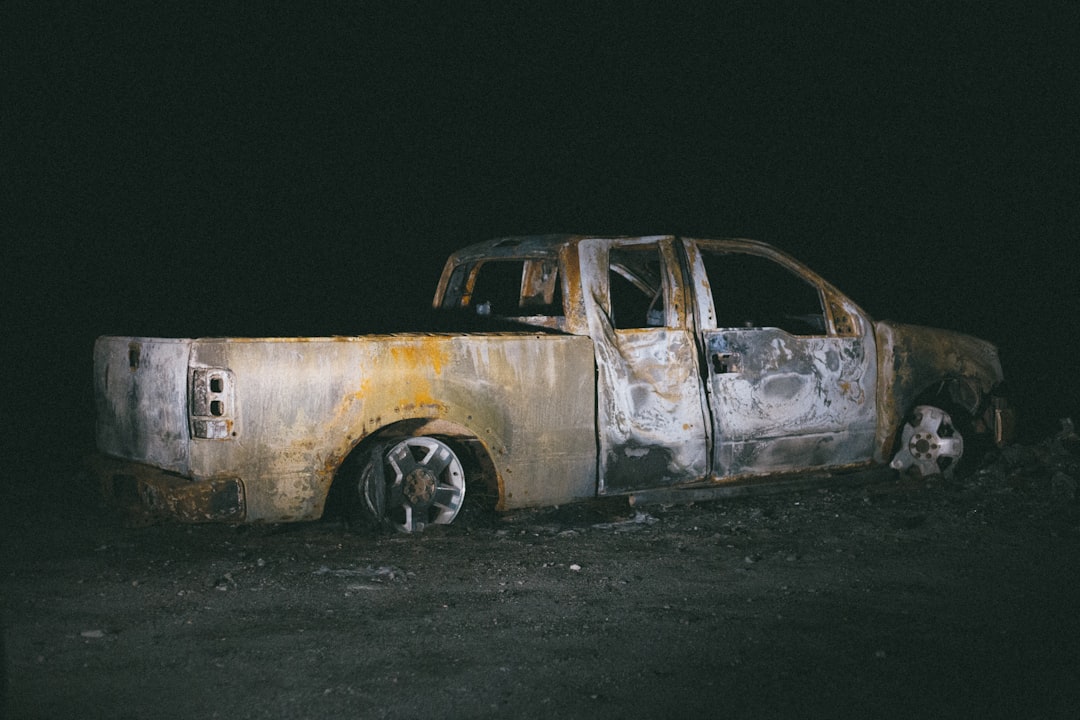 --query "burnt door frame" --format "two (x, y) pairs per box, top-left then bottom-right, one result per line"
(681, 238), (879, 478)
(578, 236), (711, 493)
